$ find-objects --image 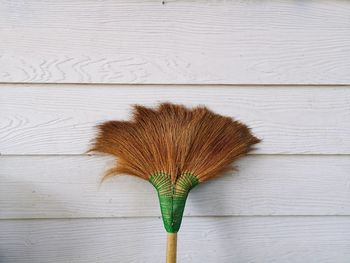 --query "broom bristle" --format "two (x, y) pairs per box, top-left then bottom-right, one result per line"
(91, 103), (260, 233)
(91, 103), (260, 183)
